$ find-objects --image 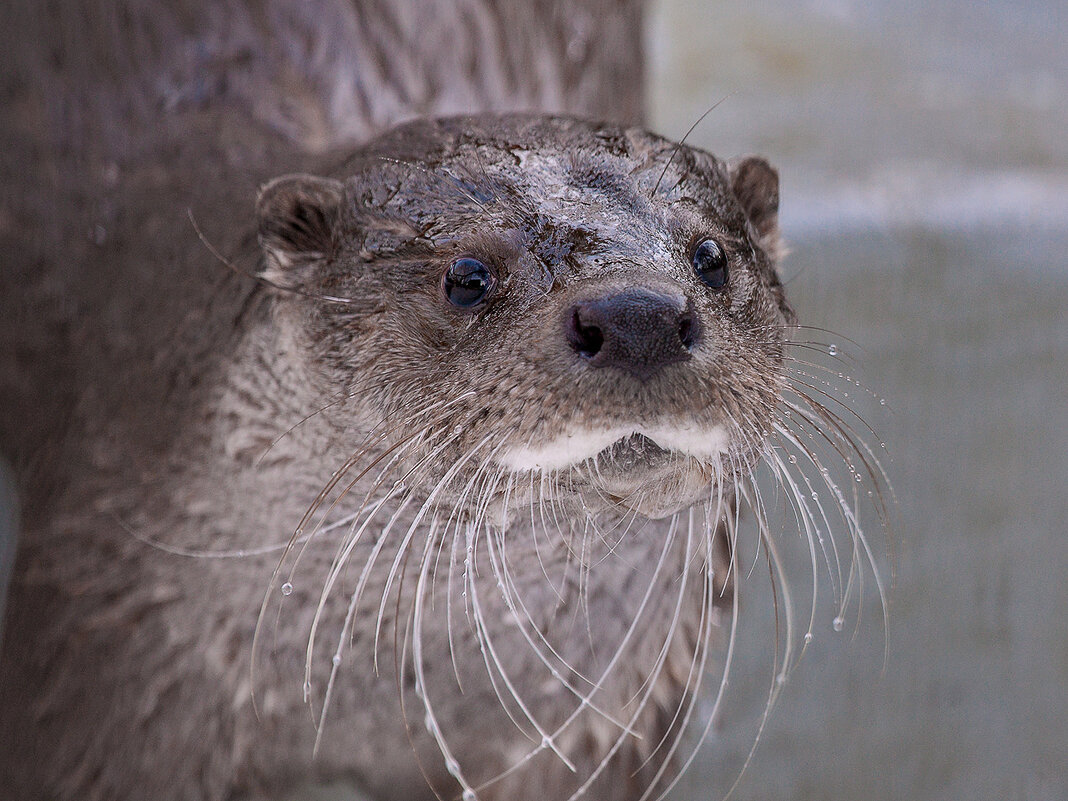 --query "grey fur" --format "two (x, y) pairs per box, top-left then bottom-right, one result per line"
(0, 111), (792, 800)
(0, 4), (836, 801)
